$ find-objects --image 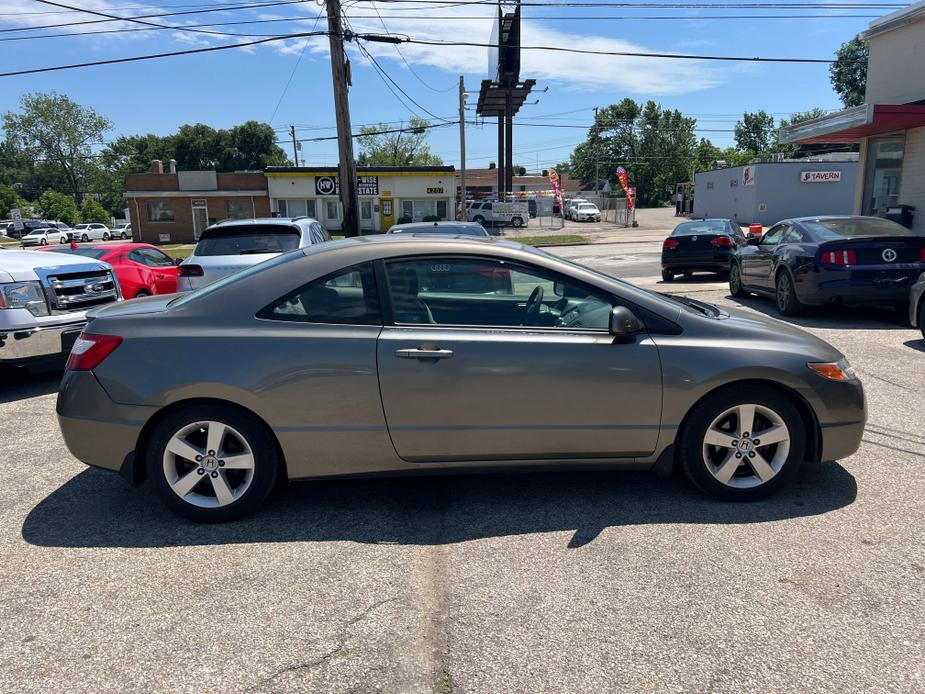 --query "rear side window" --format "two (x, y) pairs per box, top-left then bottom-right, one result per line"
(195, 224), (301, 256)
(258, 263), (381, 325)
